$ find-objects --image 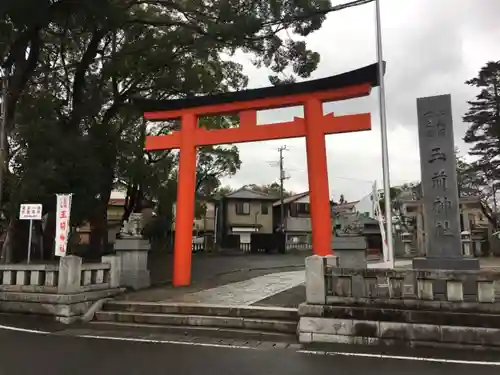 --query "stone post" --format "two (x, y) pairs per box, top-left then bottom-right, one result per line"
(305, 255), (338, 304)
(461, 208), (471, 233)
(402, 232), (413, 257)
(474, 238), (482, 257)
(101, 254), (121, 288)
(57, 255), (82, 294)
(416, 209), (426, 256)
(114, 238), (151, 290)
(461, 231), (472, 257)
